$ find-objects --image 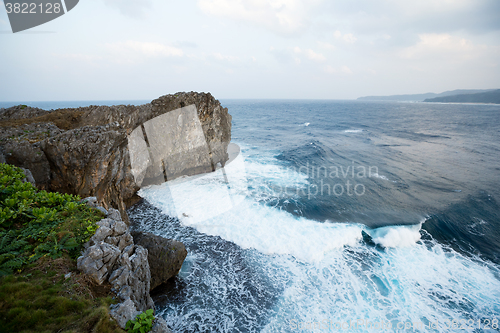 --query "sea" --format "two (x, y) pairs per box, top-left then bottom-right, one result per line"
(2, 99), (500, 332)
